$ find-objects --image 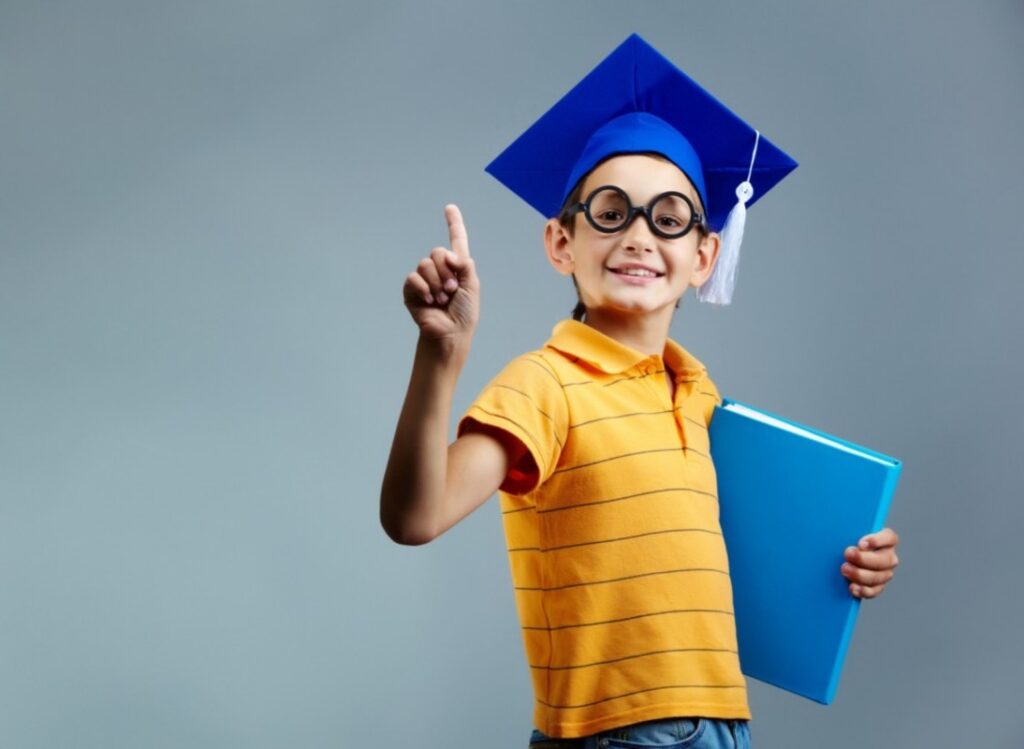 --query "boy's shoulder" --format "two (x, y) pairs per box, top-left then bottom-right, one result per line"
(488, 346), (565, 388)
